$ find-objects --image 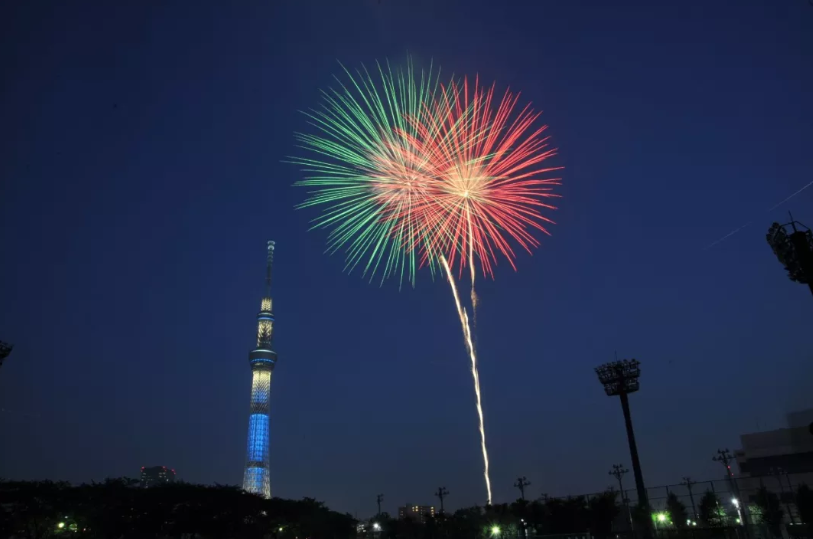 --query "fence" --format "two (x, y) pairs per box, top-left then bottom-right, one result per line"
(549, 471), (813, 527)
